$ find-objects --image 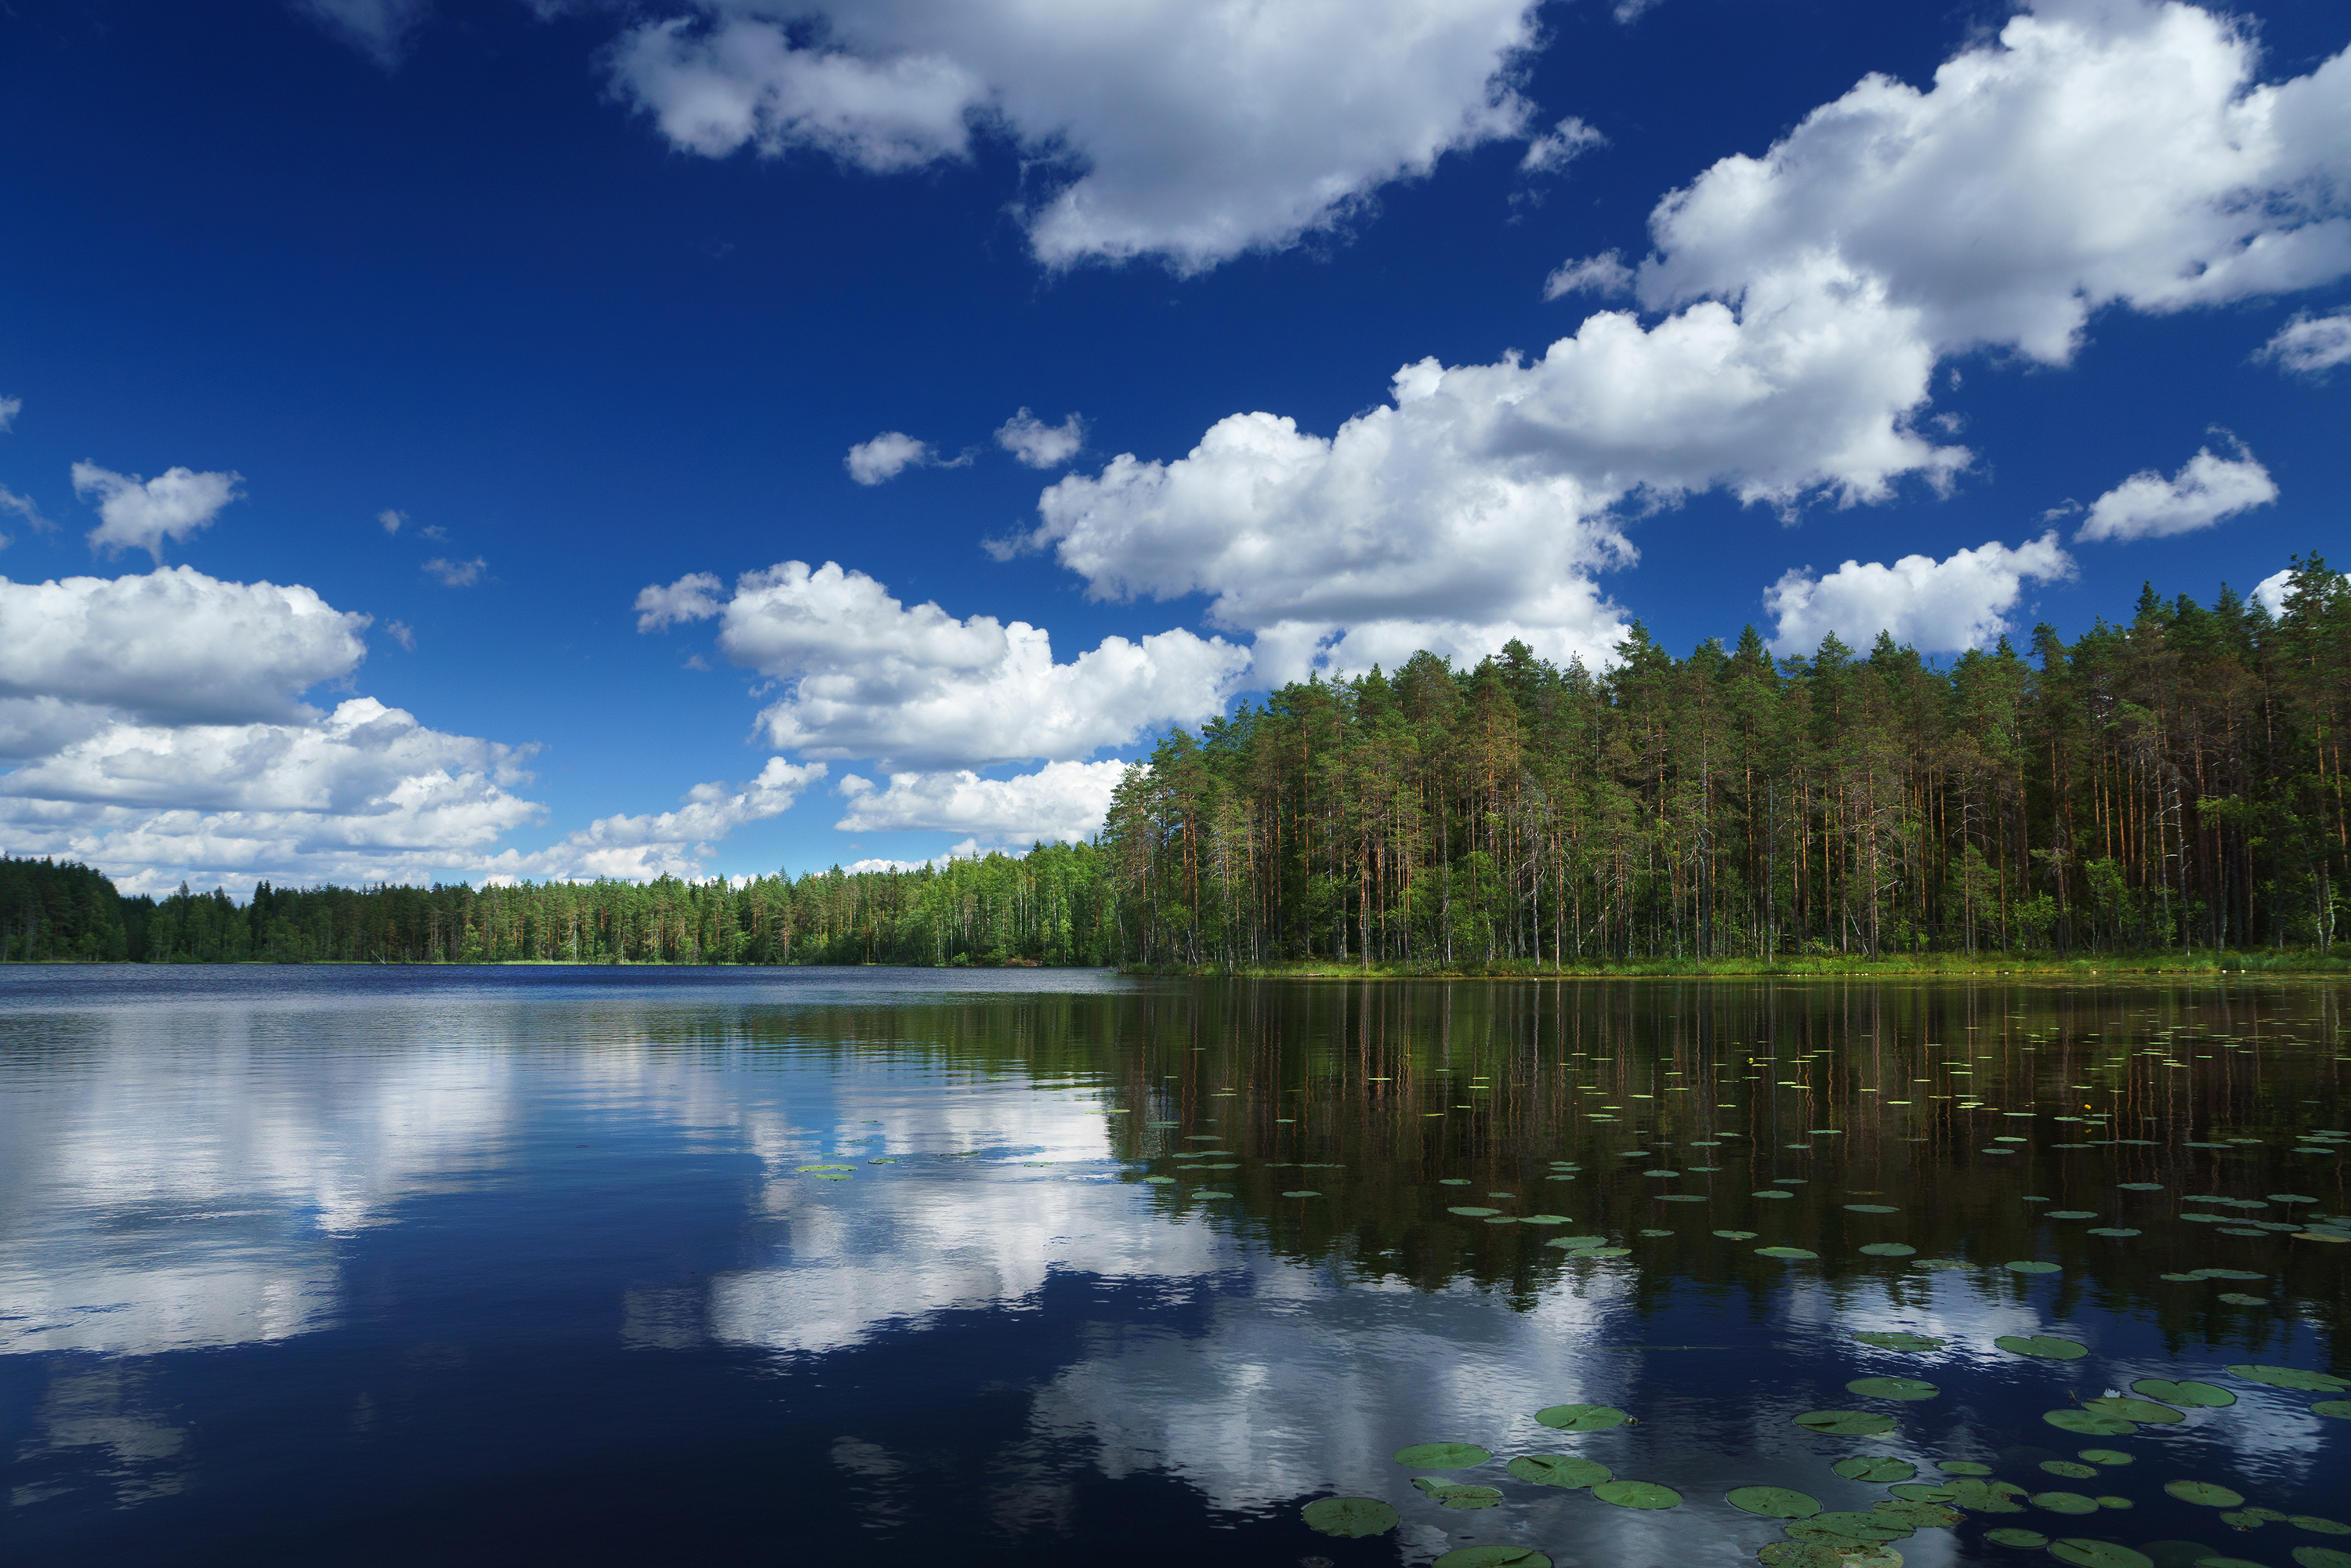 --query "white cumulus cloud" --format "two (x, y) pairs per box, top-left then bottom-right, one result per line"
(833, 759), (1127, 846)
(378, 508), (406, 534)
(1016, 0), (2351, 681)
(846, 431), (936, 485)
(0, 697), (544, 894)
(0, 567), (369, 726)
(1542, 251), (1634, 299)
(636, 559), (1249, 769)
(72, 464), (242, 563)
(422, 556), (486, 587)
(481, 757), (825, 882)
(1520, 116), (1605, 175)
(2258, 309), (2351, 376)
(607, 0), (1540, 270)
(995, 409), (1085, 470)
(2077, 445), (2277, 543)
(1763, 533), (2074, 656)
